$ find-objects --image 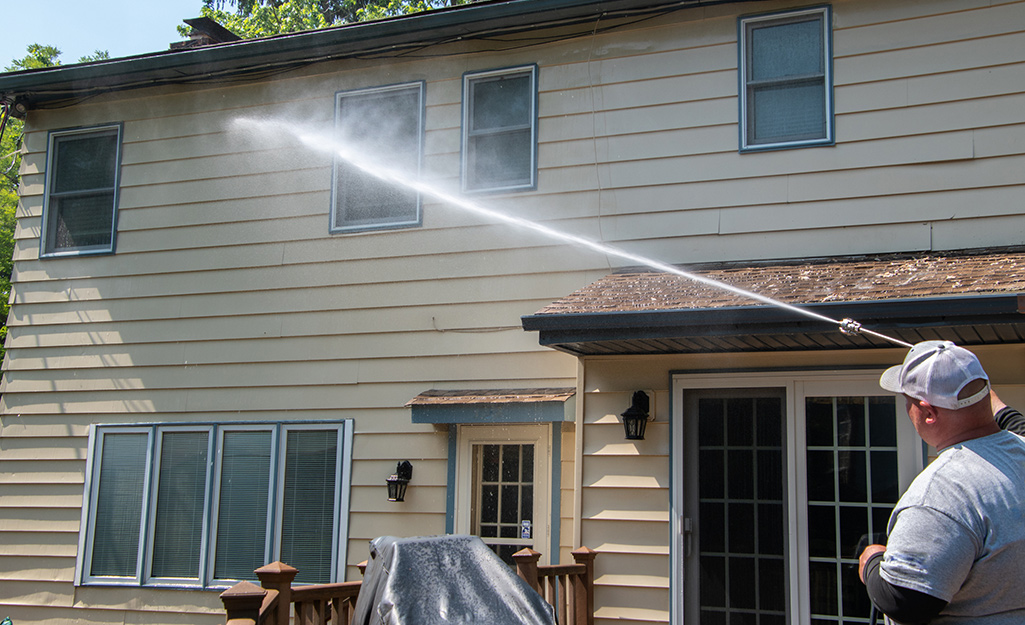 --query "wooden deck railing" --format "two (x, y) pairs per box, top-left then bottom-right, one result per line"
(221, 547), (596, 625)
